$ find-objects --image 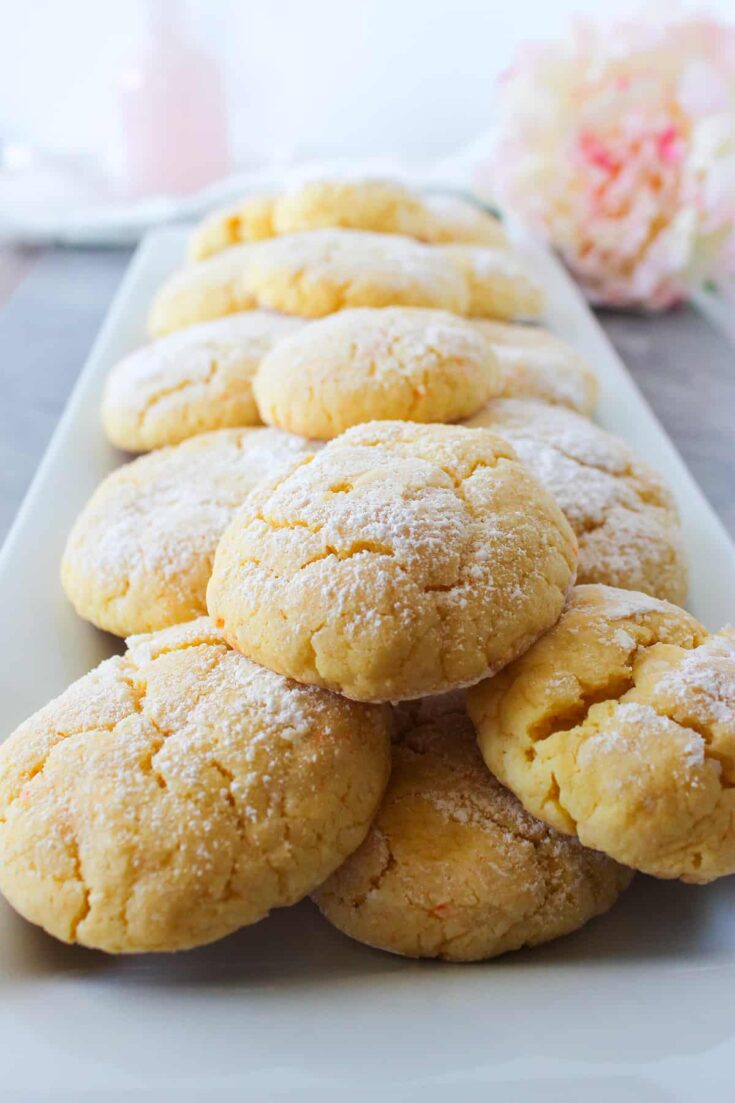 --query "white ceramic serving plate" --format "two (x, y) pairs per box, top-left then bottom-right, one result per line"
(1, 226), (734, 1103)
